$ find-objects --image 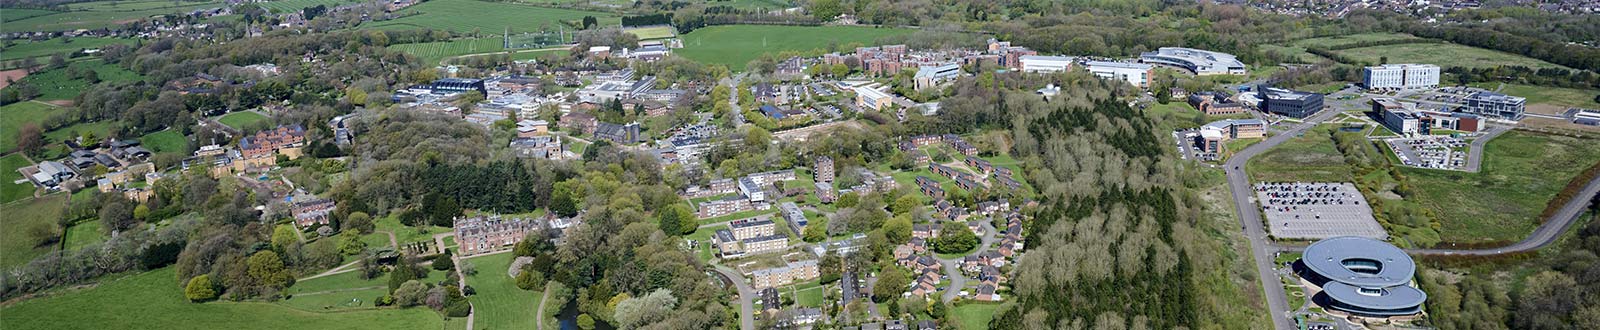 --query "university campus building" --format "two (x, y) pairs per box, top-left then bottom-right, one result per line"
(1257, 86), (1325, 118)
(1139, 47), (1247, 75)
(1362, 64), (1440, 90)
(1295, 237), (1426, 317)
